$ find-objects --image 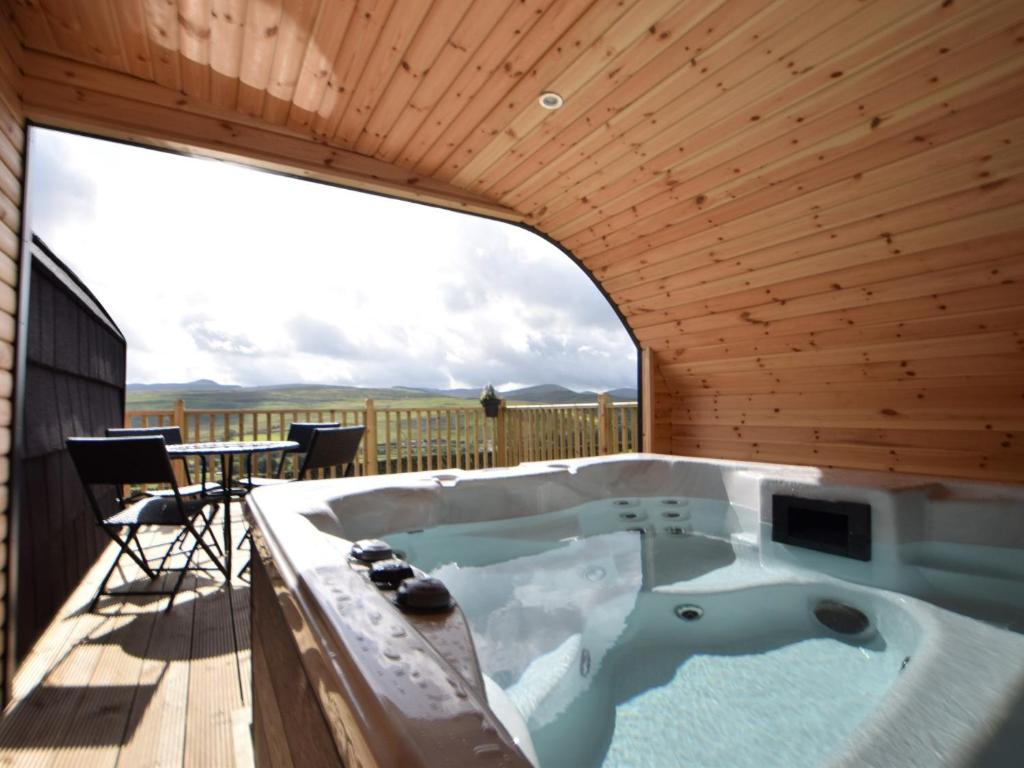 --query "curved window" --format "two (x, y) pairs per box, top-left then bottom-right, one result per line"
(27, 127), (637, 400)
